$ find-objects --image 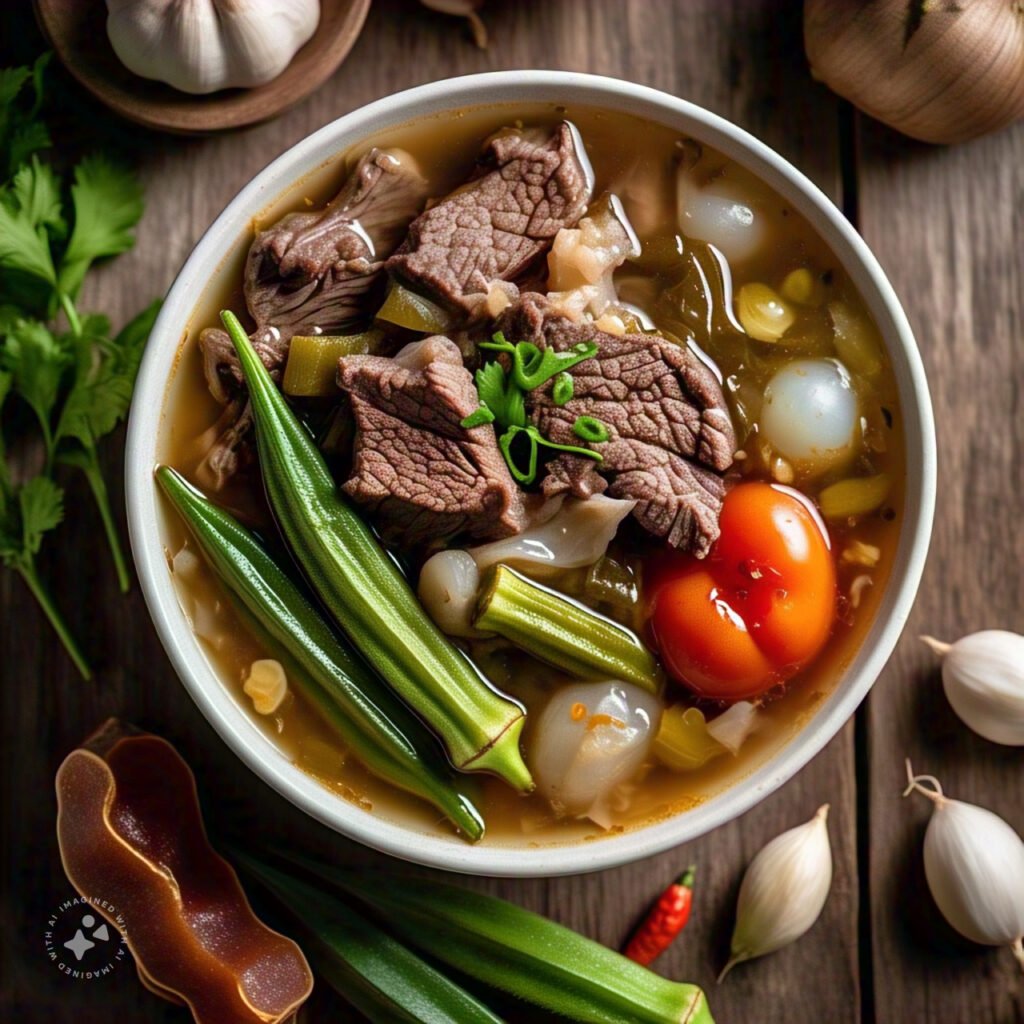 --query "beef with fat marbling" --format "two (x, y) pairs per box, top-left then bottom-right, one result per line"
(386, 122), (593, 315)
(196, 147), (426, 487)
(337, 336), (527, 547)
(496, 294), (736, 556)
